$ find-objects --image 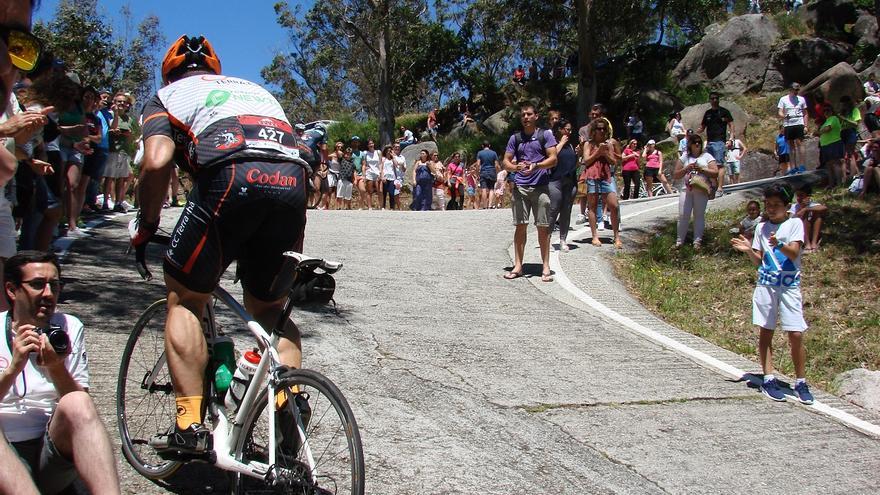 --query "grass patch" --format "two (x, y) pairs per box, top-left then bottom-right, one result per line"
(772, 11), (811, 39)
(732, 93), (783, 153)
(613, 190), (880, 389)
